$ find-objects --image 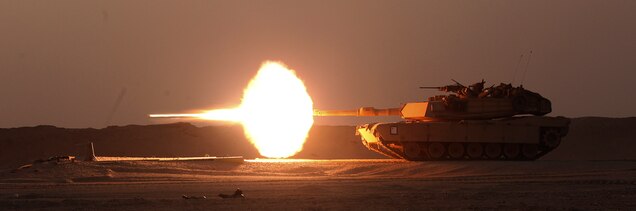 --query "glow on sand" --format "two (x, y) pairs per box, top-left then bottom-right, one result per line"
(150, 61), (314, 158)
